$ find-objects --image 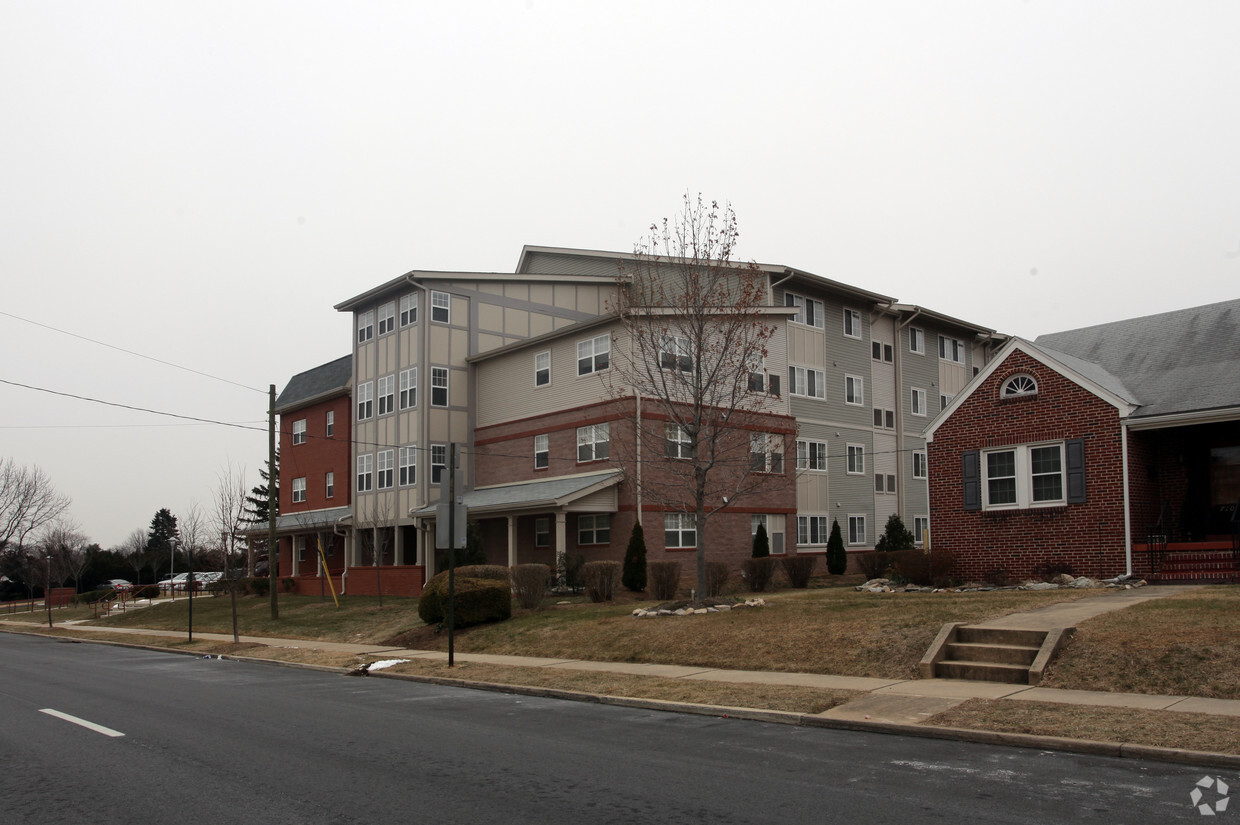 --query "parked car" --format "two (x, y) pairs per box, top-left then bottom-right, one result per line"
(159, 573), (190, 592)
(99, 579), (132, 592)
